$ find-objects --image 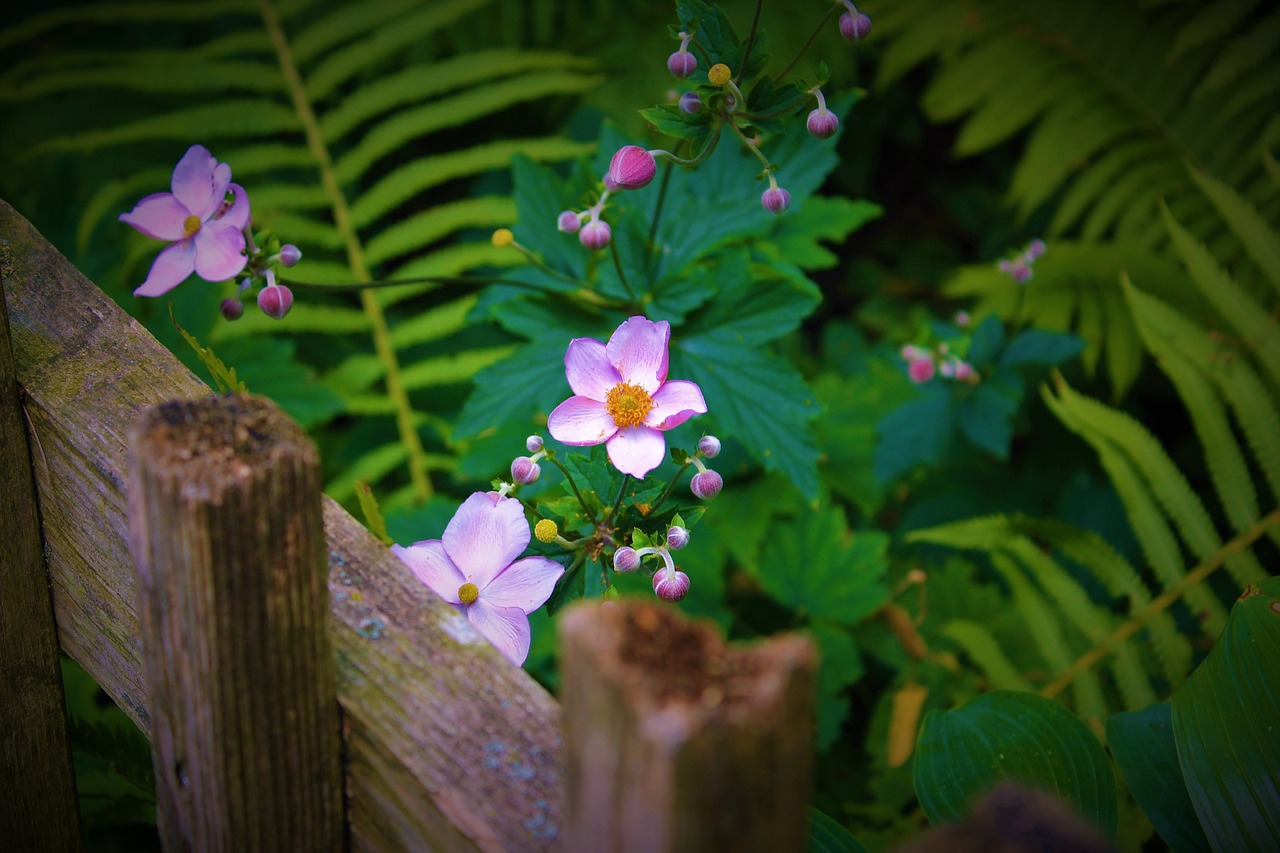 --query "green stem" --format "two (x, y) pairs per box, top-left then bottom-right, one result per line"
(609, 239), (640, 306)
(730, 120), (773, 172)
(774, 3), (841, 83)
(259, 0), (431, 501)
(602, 474), (631, 528)
(650, 124), (724, 169)
(549, 455), (598, 524)
(738, 0), (764, 81)
(651, 462), (692, 514)
(646, 159), (675, 257)
(279, 273), (620, 309)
